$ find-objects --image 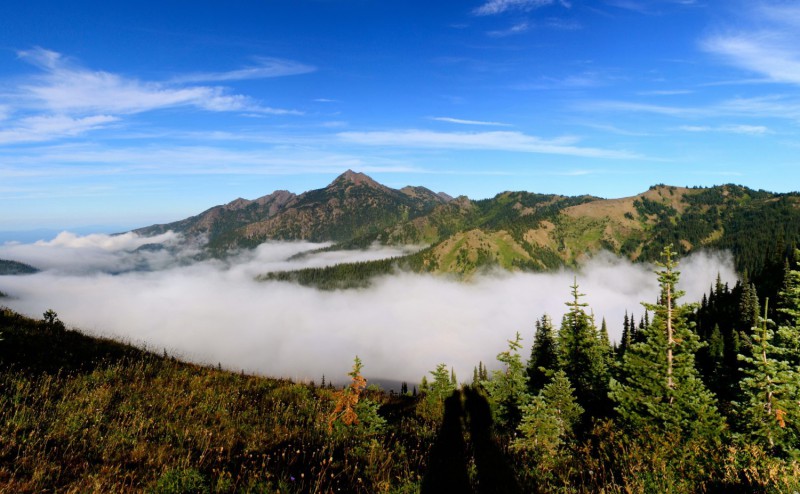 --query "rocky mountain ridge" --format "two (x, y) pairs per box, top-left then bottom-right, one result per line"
(134, 171), (800, 277)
